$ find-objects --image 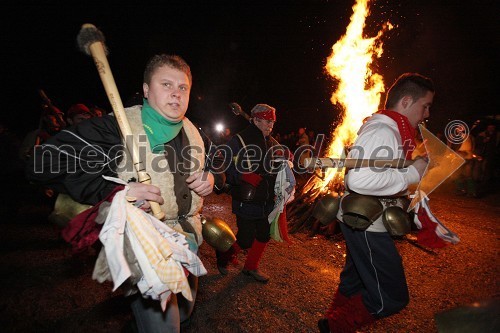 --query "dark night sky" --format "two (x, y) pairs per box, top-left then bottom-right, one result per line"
(2, 0), (498, 139)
